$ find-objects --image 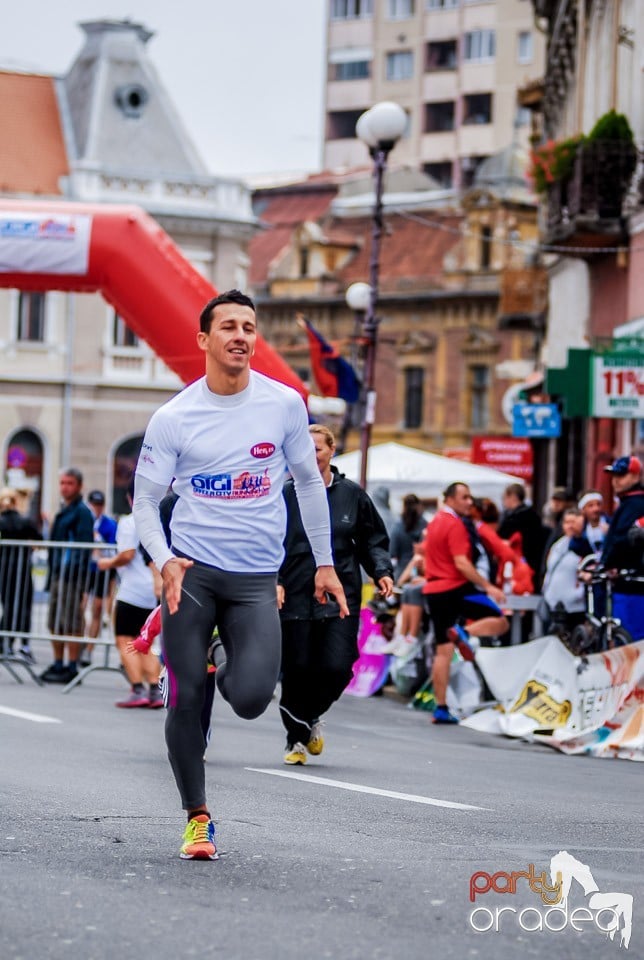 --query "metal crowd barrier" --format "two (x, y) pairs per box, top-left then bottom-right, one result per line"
(504, 593), (544, 644)
(0, 538), (122, 691)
